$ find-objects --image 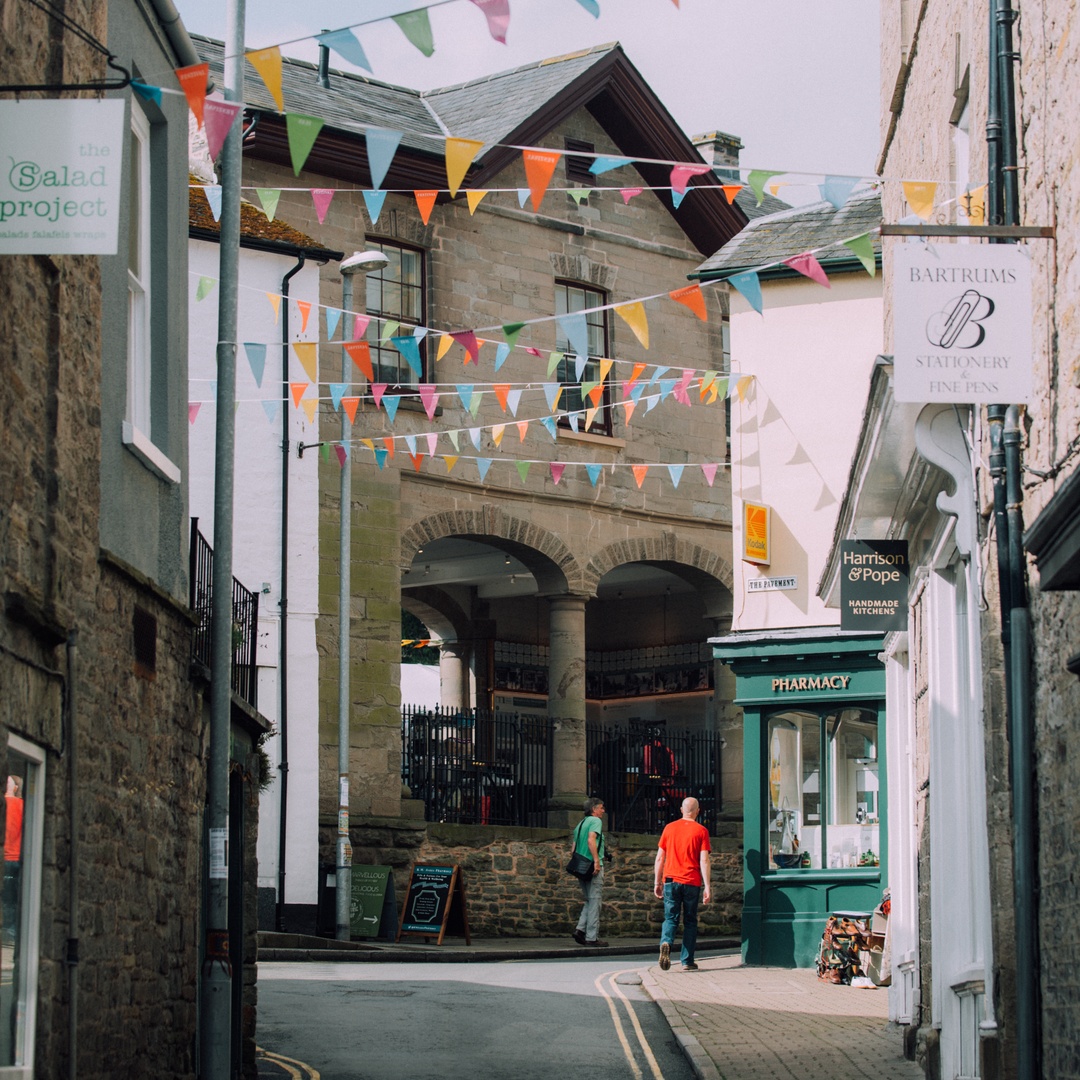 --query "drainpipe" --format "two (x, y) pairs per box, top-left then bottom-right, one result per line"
(66, 631), (78, 1080)
(275, 257), (305, 932)
(987, 407), (1011, 679)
